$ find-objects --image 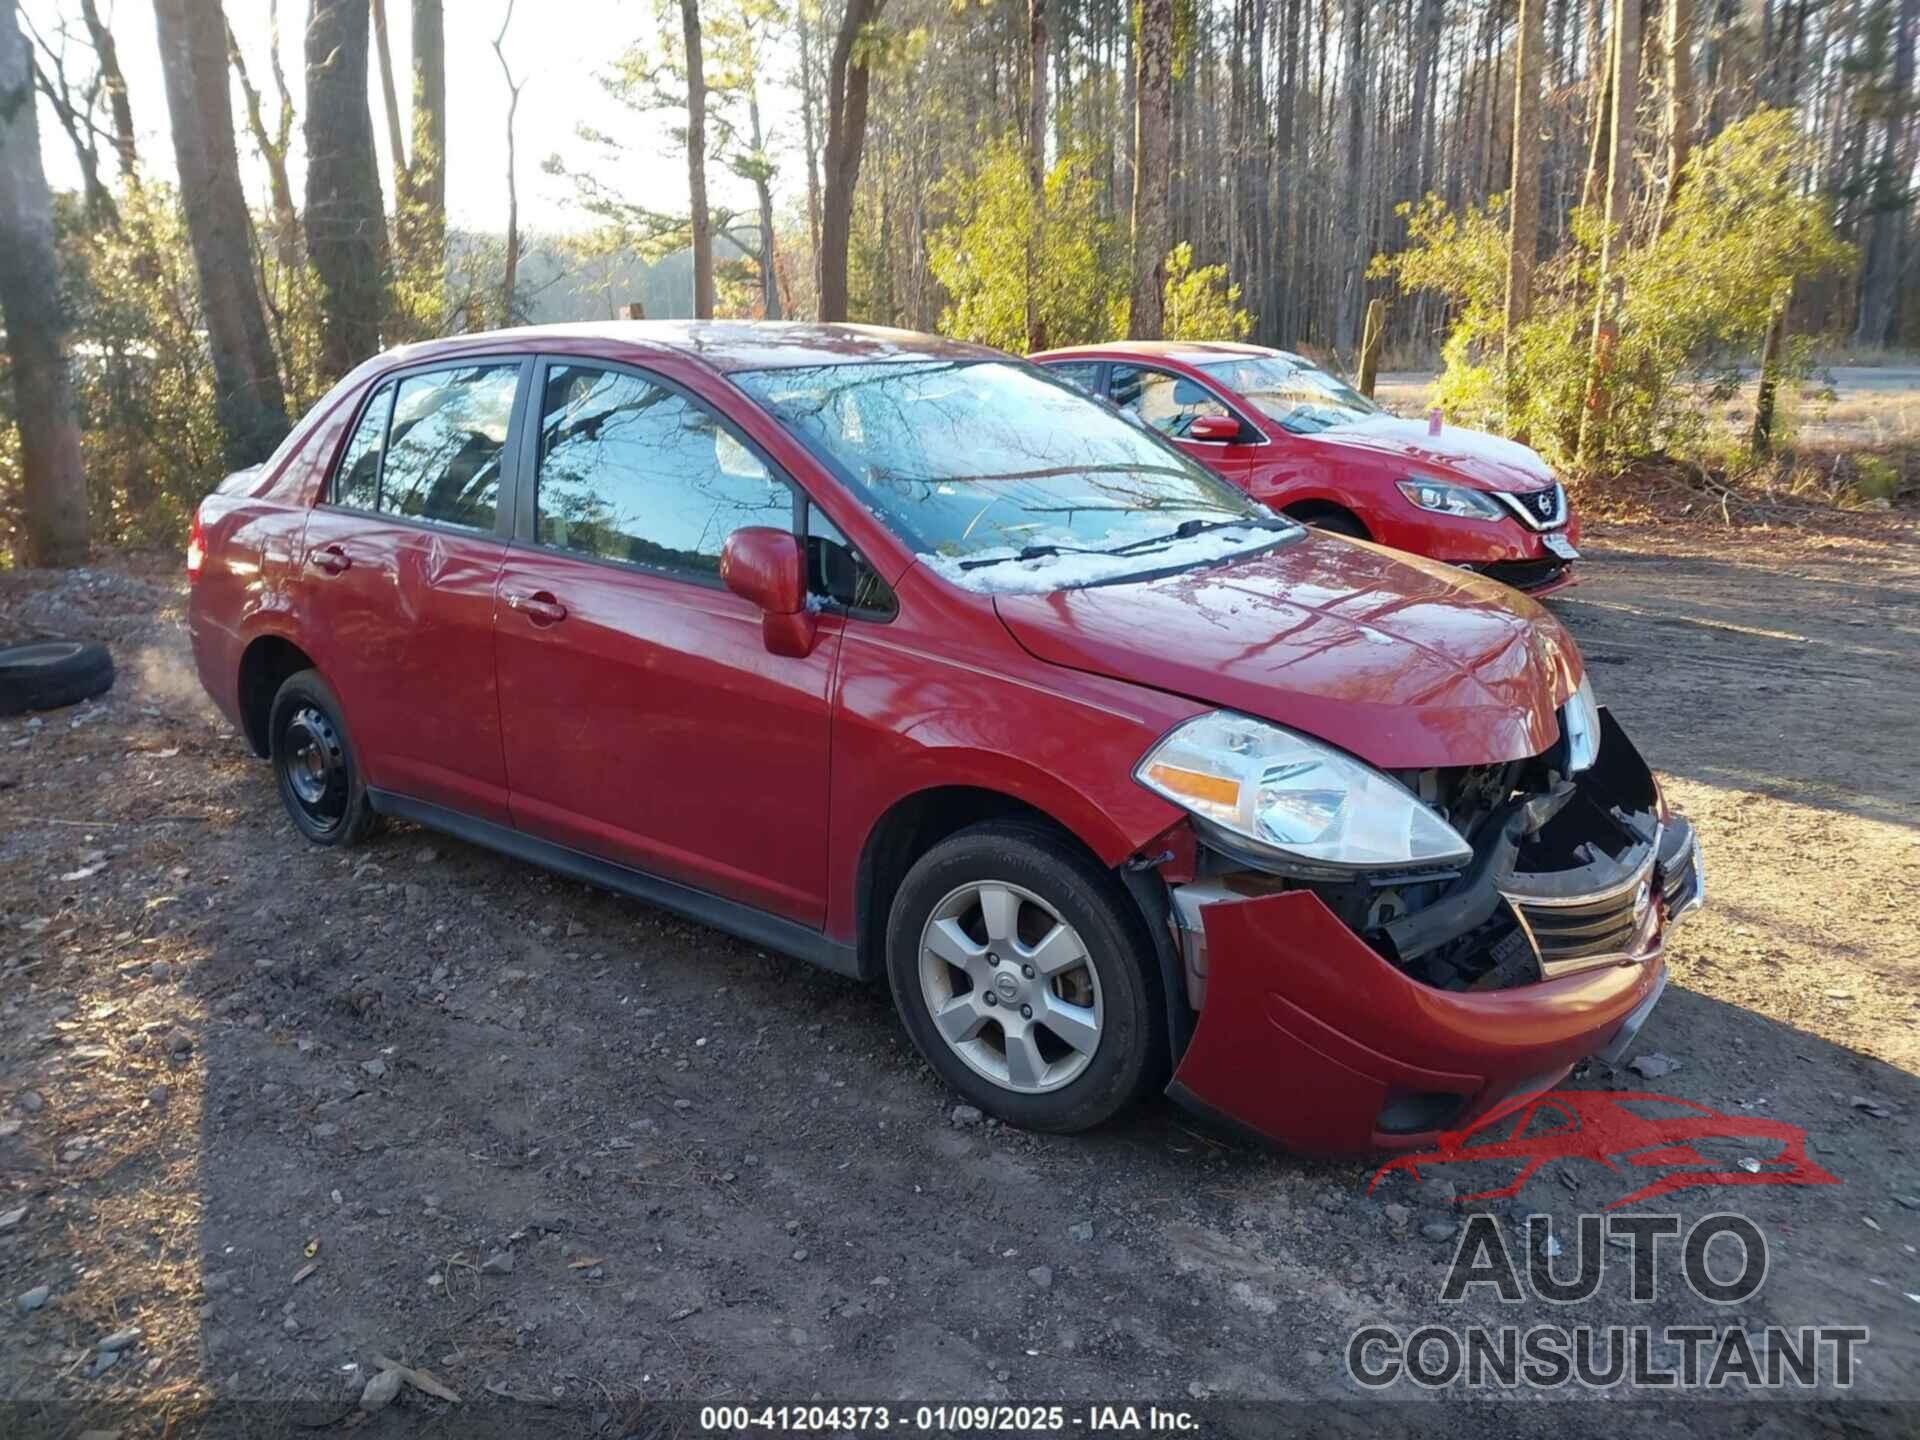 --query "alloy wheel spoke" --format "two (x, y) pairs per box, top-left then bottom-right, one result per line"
(1037, 995), (1100, 1056)
(1002, 1022), (1046, 1088)
(976, 884), (1021, 946)
(934, 995), (990, 1045)
(1022, 921), (1088, 978)
(925, 916), (985, 974)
